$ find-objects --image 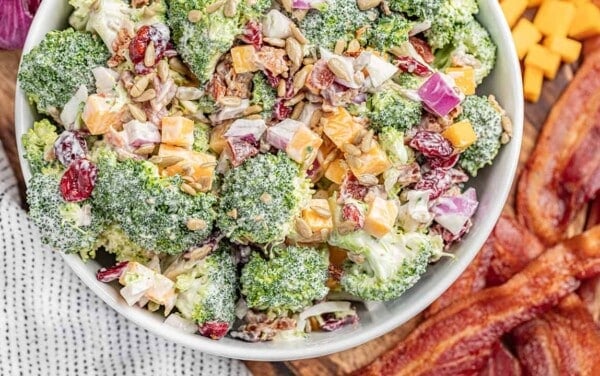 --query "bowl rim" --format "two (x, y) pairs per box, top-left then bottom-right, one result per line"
(14, 0), (523, 361)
